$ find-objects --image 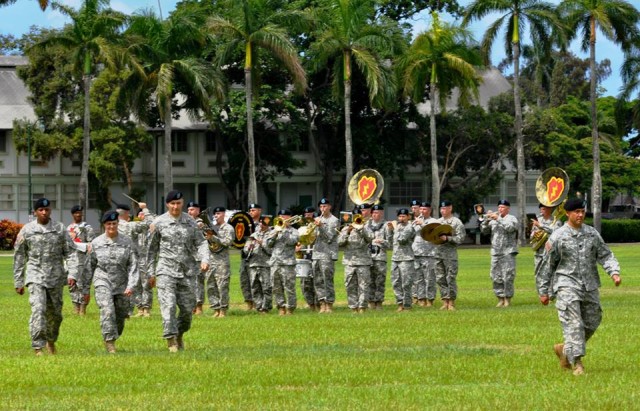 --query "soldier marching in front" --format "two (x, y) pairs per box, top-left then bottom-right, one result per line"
(366, 204), (391, 309)
(13, 198), (89, 356)
(66, 204), (95, 315)
(338, 208), (373, 313)
(480, 199), (519, 307)
(312, 198), (340, 313)
(243, 216), (273, 313)
(203, 206), (235, 318)
(536, 198), (621, 376)
(265, 209), (300, 315)
(434, 200), (466, 311)
(79, 211), (138, 354)
(390, 208), (416, 312)
(412, 202), (438, 307)
(146, 190), (209, 352)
